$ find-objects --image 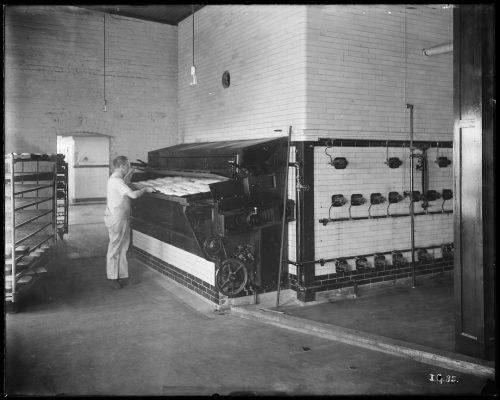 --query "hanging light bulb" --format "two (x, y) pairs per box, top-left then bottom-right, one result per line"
(190, 5), (197, 86)
(191, 65), (197, 86)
